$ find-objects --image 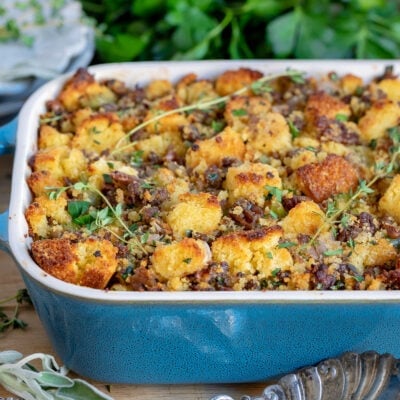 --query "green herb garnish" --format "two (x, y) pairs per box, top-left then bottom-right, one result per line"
(323, 248), (343, 257)
(0, 351), (112, 400)
(0, 289), (31, 334)
(288, 120), (300, 139)
(335, 113), (348, 122)
(232, 108), (248, 117)
(277, 241), (296, 249)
